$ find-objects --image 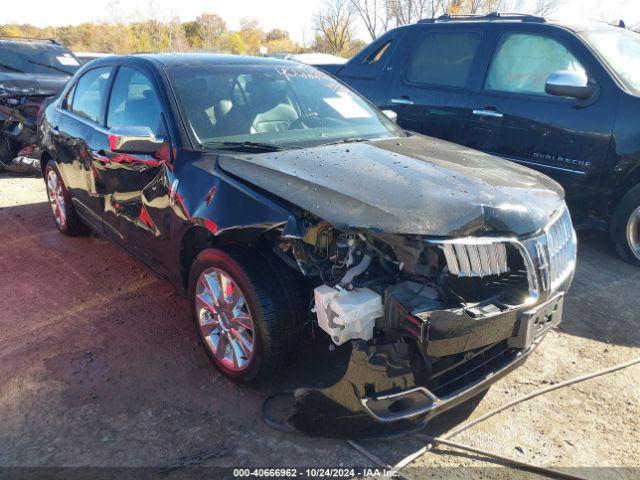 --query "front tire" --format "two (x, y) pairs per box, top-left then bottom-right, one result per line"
(610, 184), (640, 266)
(44, 161), (87, 236)
(188, 246), (304, 383)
